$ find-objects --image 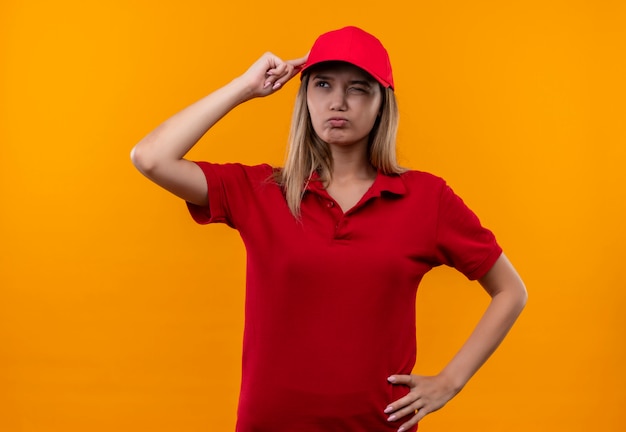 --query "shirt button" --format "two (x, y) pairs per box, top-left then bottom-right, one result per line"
(327, 201), (334, 208)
